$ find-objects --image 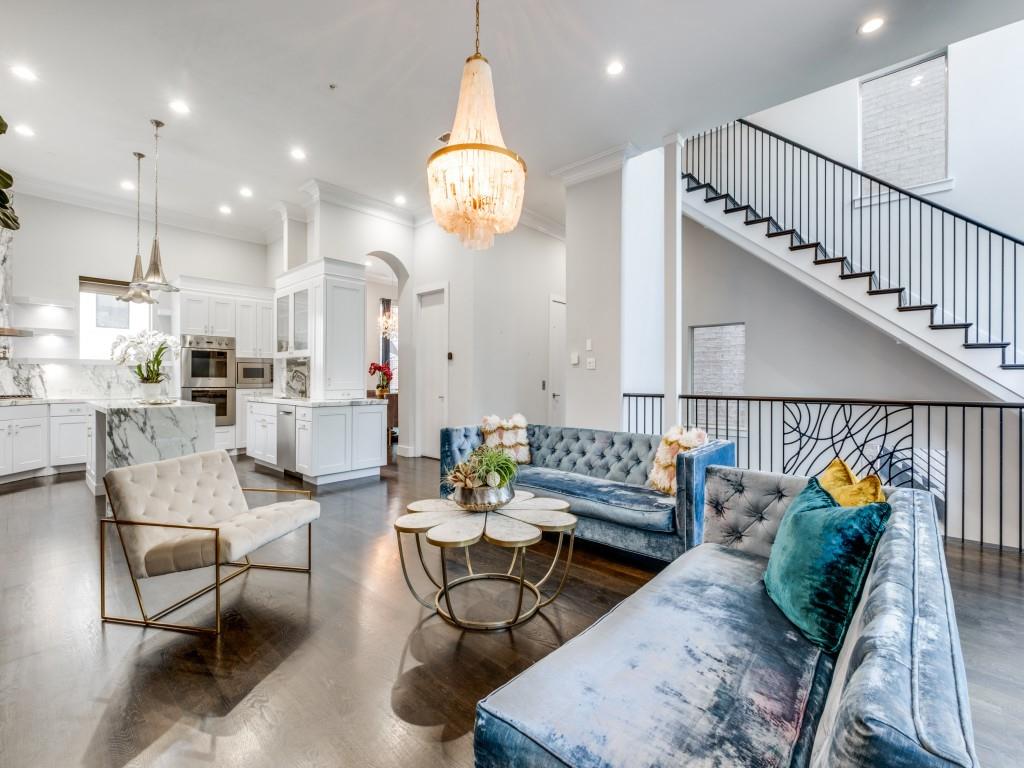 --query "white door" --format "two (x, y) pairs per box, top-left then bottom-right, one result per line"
(181, 294), (210, 335)
(49, 416), (89, 466)
(236, 301), (257, 356)
(547, 296), (567, 425)
(209, 298), (236, 337)
(416, 287), (448, 459)
(12, 418), (47, 473)
(257, 303), (275, 357)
